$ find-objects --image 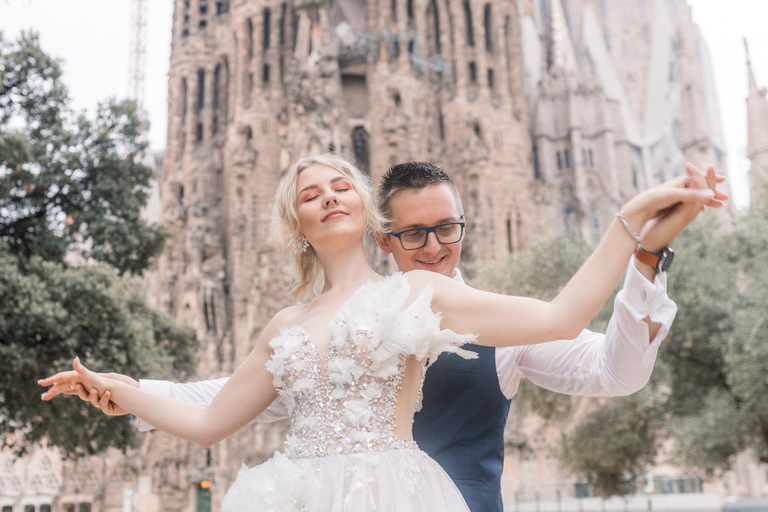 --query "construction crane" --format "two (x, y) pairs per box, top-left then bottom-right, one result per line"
(128, 0), (149, 128)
